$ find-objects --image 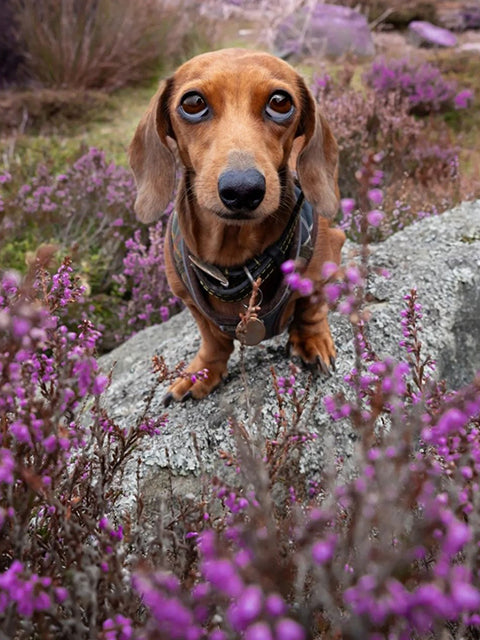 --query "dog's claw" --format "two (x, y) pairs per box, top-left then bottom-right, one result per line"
(329, 355), (336, 372)
(315, 355), (331, 376)
(181, 390), (193, 403)
(163, 392), (174, 407)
